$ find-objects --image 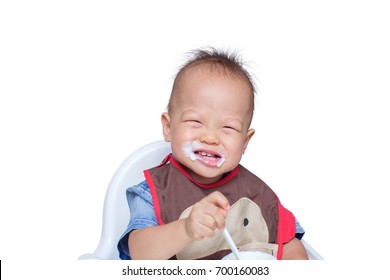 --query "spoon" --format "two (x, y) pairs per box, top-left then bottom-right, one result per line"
(222, 227), (241, 260)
